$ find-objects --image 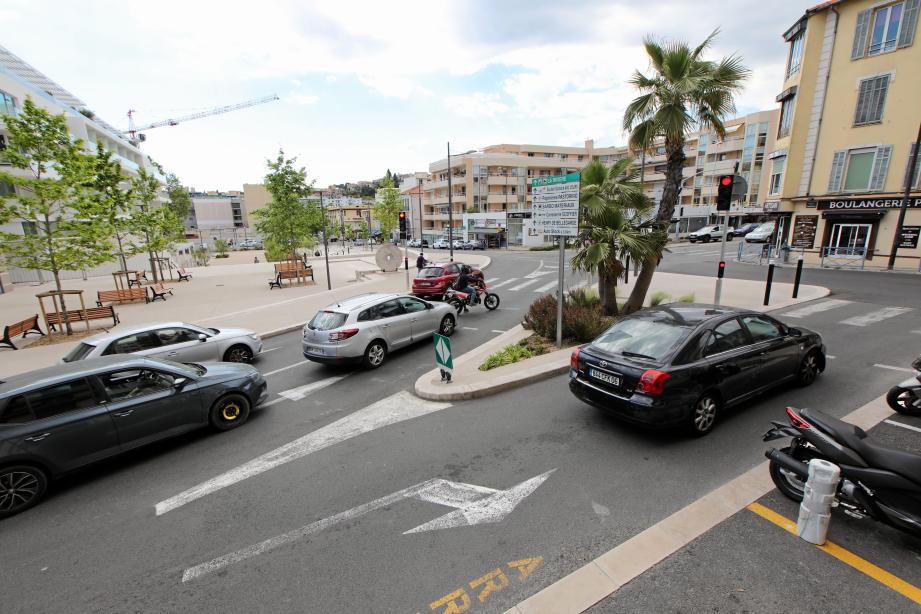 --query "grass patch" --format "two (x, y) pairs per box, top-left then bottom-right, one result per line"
(479, 335), (553, 371)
